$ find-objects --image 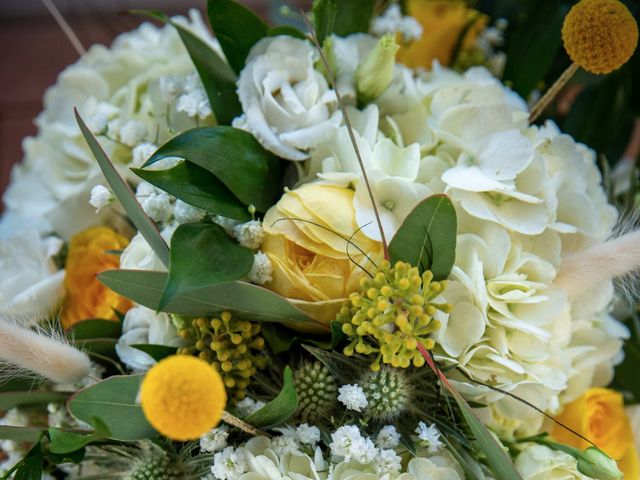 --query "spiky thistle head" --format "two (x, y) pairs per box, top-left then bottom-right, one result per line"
(360, 367), (411, 421)
(293, 361), (338, 421)
(125, 451), (175, 480)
